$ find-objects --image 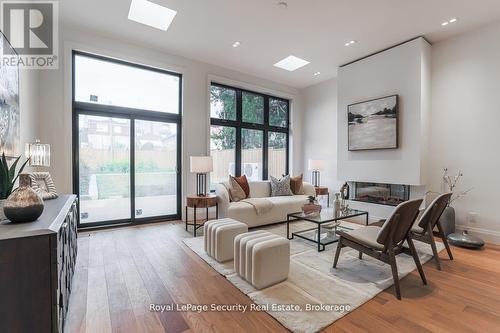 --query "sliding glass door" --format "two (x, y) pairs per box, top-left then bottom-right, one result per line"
(73, 51), (181, 228)
(78, 115), (132, 223)
(134, 119), (178, 219)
